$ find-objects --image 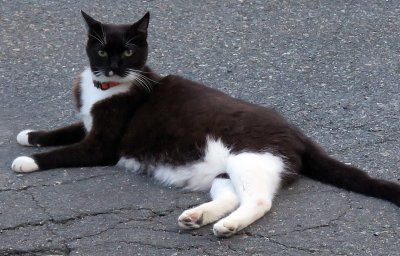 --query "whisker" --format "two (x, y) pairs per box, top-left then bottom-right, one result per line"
(125, 71), (138, 80)
(134, 78), (146, 92)
(88, 33), (105, 46)
(92, 30), (105, 45)
(92, 68), (104, 76)
(126, 68), (148, 74)
(101, 24), (107, 45)
(136, 73), (160, 85)
(126, 69), (160, 84)
(135, 77), (150, 92)
(125, 37), (137, 47)
(136, 74), (152, 87)
(135, 76), (152, 93)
